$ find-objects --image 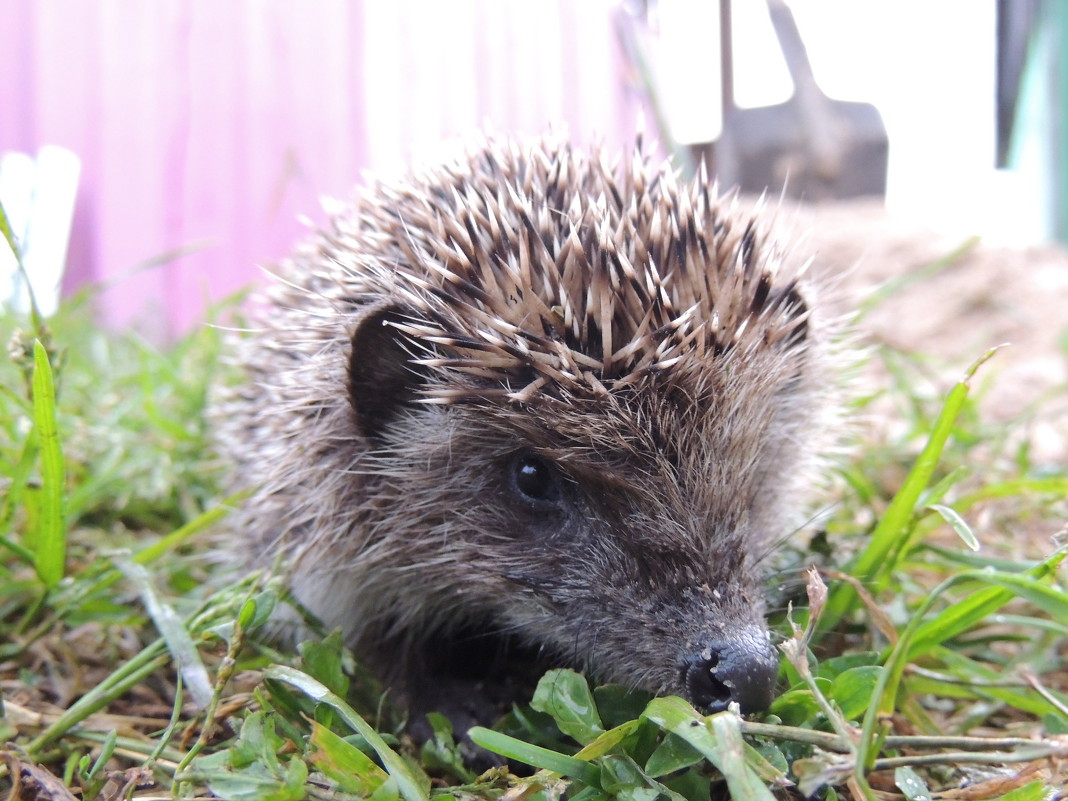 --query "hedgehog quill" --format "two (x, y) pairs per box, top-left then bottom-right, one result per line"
(216, 138), (838, 733)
